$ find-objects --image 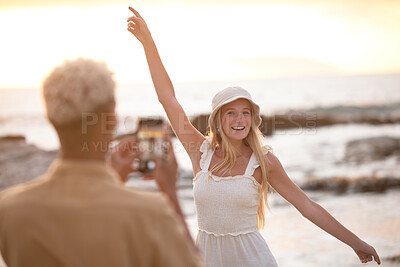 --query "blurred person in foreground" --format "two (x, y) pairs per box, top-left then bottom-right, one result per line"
(0, 58), (203, 267)
(127, 6), (381, 267)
